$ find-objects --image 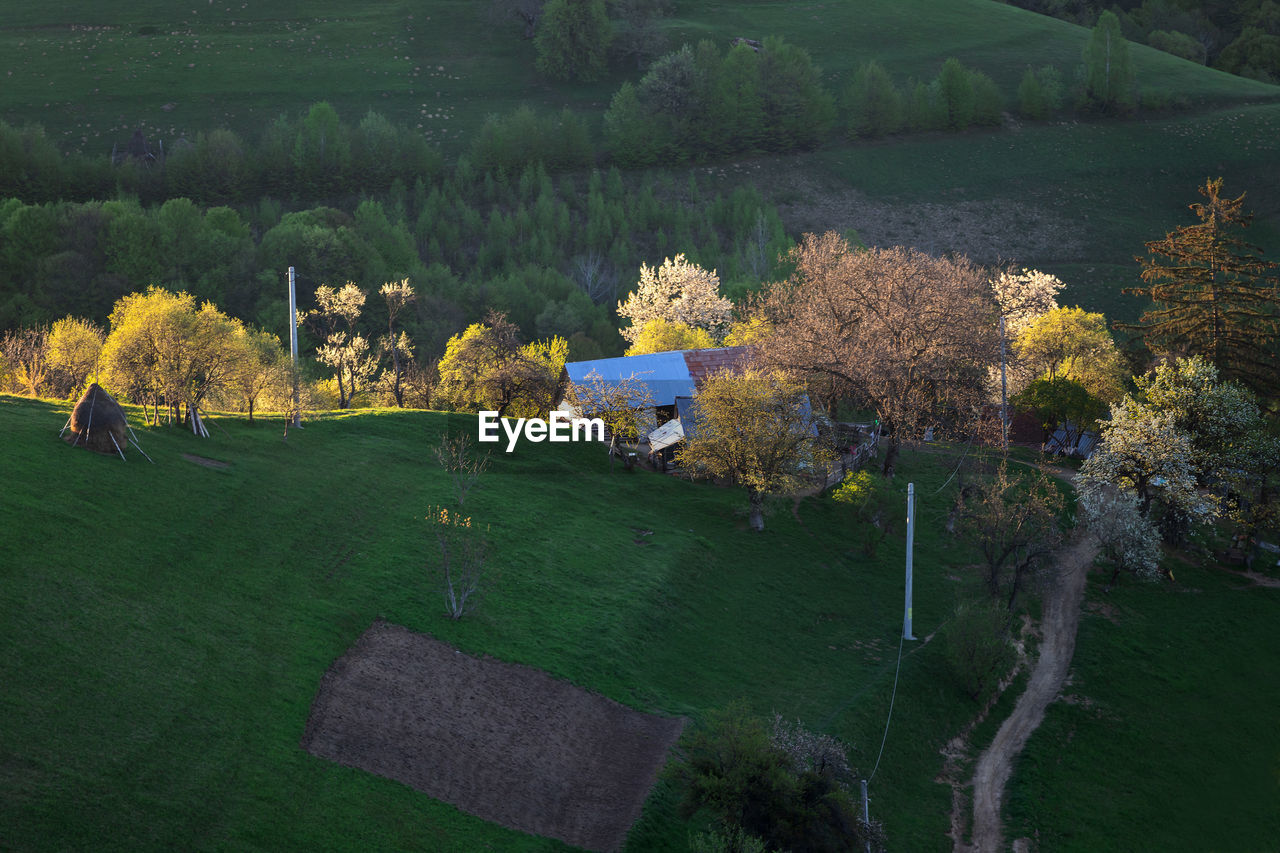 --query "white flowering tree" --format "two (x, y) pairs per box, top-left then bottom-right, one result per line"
(1077, 398), (1216, 525)
(616, 254), (733, 345)
(991, 267), (1064, 340)
(1137, 356), (1265, 484)
(1077, 486), (1164, 589)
